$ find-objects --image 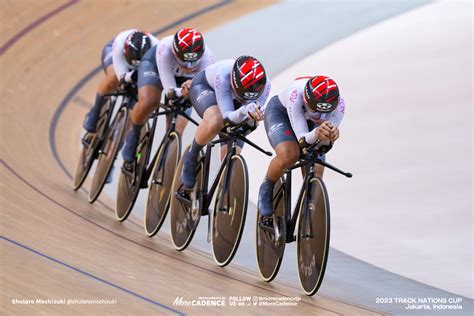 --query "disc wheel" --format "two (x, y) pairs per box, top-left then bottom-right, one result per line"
(169, 146), (203, 251)
(144, 131), (181, 236)
(211, 154), (248, 267)
(88, 107), (128, 203)
(115, 125), (150, 222)
(296, 177), (330, 296)
(256, 179), (286, 282)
